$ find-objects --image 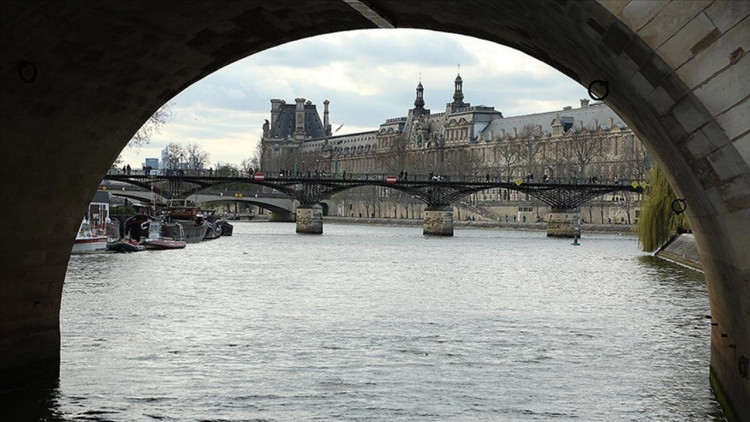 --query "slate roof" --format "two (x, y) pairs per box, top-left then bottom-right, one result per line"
(269, 103), (326, 139)
(480, 102), (627, 139)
